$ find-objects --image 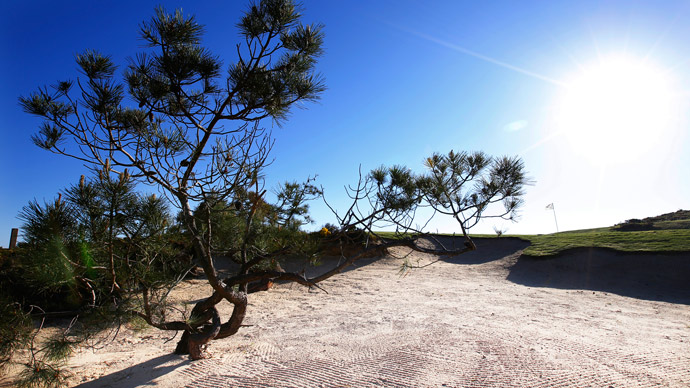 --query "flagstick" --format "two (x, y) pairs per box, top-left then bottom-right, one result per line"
(551, 204), (559, 233)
